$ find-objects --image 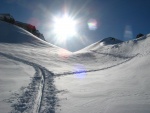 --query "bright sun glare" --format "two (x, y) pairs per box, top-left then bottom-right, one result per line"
(53, 14), (77, 41)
